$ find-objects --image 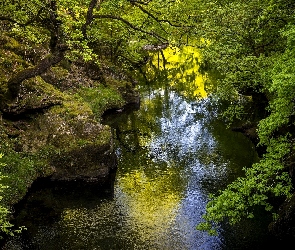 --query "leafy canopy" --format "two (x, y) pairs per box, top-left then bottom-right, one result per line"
(196, 0), (295, 234)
